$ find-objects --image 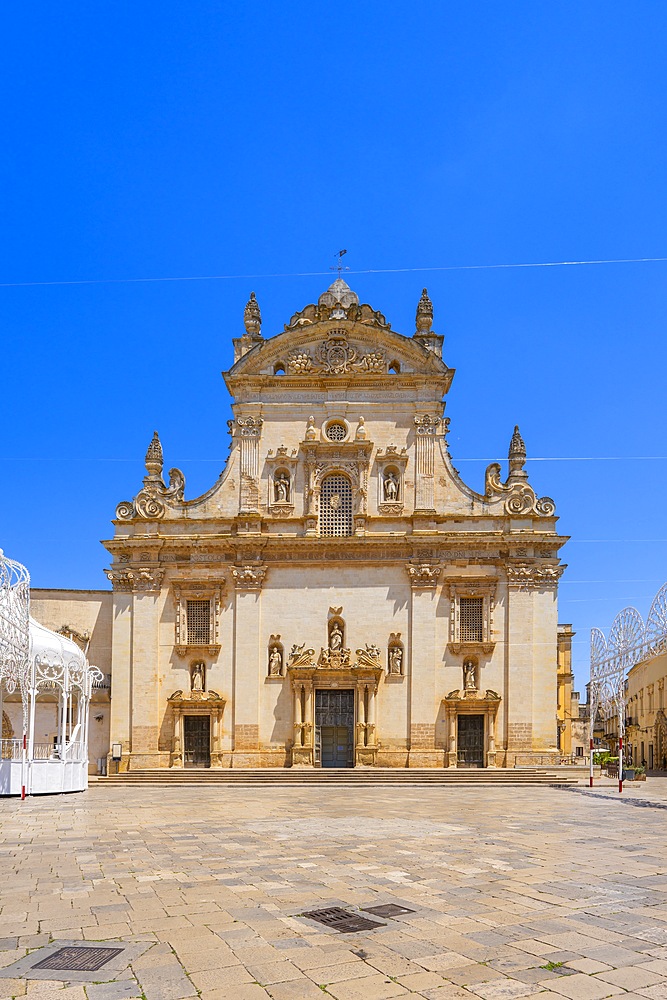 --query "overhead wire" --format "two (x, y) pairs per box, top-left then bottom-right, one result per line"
(1, 255), (667, 288)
